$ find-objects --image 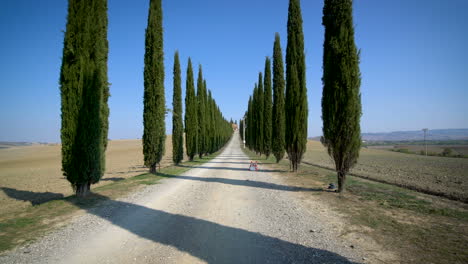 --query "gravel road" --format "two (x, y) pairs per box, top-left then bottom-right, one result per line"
(1, 132), (364, 263)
